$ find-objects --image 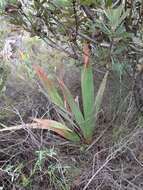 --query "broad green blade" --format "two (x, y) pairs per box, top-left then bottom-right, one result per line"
(58, 79), (85, 131)
(33, 118), (81, 142)
(33, 65), (64, 108)
(94, 71), (109, 121)
(84, 71), (108, 143)
(81, 64), (95, 140)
